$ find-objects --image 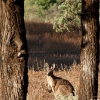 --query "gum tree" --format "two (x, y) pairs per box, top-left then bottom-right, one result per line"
(0, 0), (28, 100)
(79, 0), (99, 99)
